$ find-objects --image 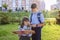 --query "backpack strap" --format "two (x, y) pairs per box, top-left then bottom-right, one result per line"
(30, 13), (33, 22)
(30, 12), (41, 23)
(37, 12), (43, 28)
(37, 12), (41, 23)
